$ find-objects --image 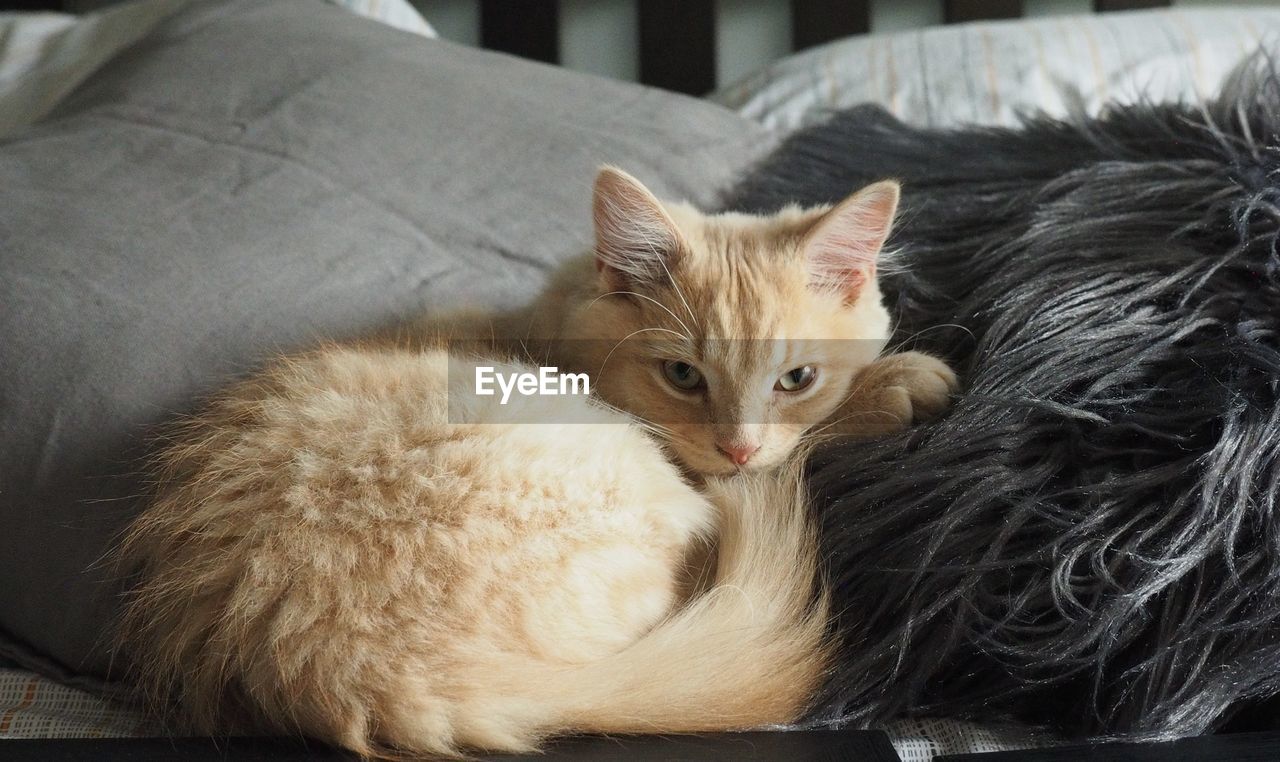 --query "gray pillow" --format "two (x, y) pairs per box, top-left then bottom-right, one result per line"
(0, 0), (773, 694)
